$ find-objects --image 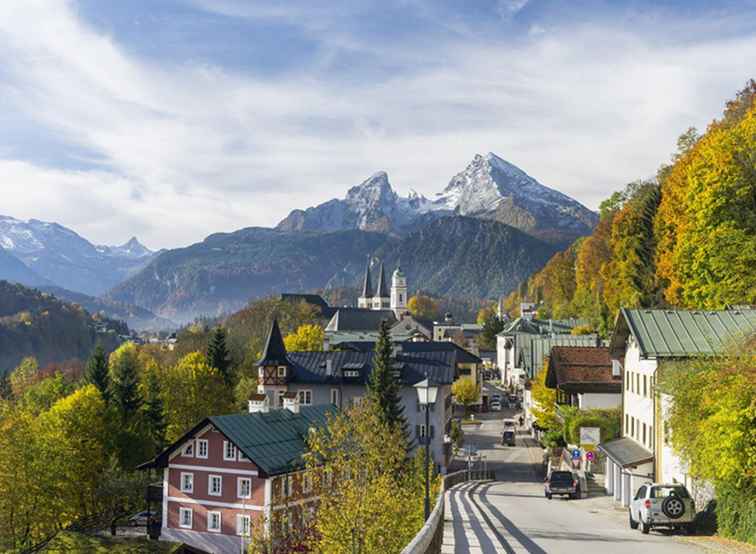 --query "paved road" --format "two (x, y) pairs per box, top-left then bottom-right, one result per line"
(443, 400), (712, 554)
